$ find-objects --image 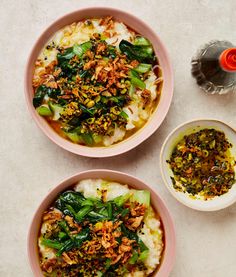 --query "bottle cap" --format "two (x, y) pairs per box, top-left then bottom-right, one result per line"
(219, 48), (236, 72)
